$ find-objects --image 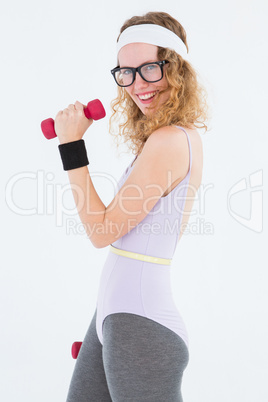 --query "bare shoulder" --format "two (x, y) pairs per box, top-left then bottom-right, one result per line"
(146, 124), (202, 151)
(174, 125), (203, 186)
(143, 125), (190, 159)
(146, 125), (188, 144)
(141, 125), (197, 181)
